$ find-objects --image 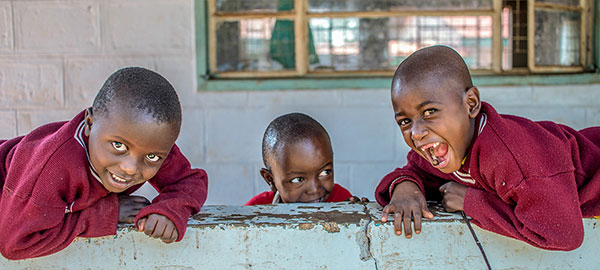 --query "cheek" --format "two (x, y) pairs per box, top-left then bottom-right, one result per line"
(140, 166), (161, 181)
(401, 131), (415, 146)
